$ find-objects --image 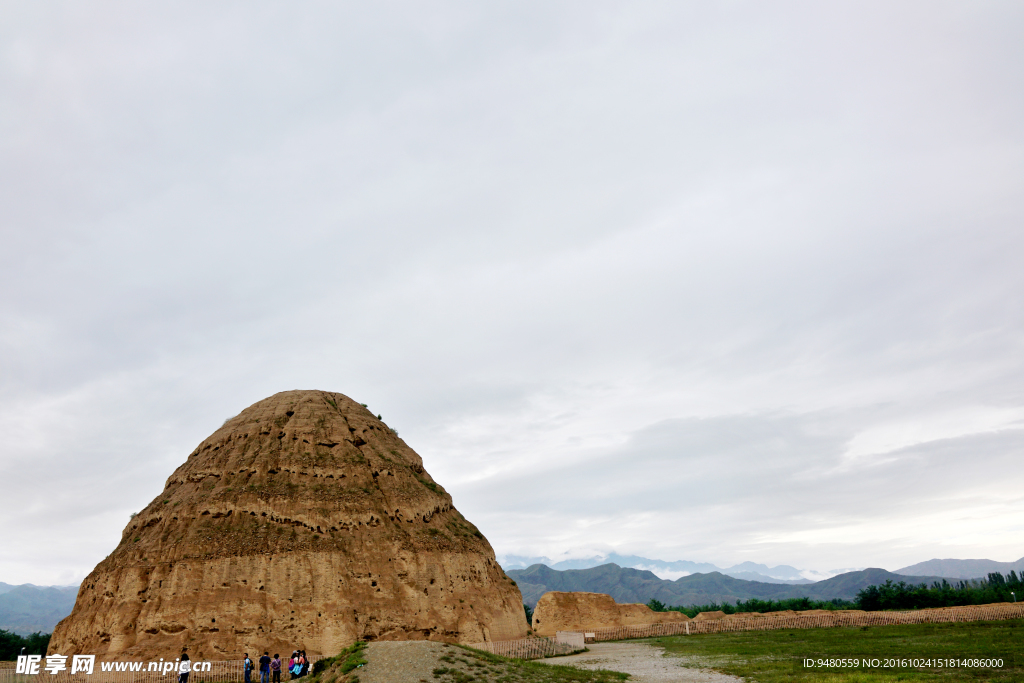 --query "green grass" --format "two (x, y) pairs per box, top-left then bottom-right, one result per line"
(427, 644), (627, 683)
(310, 641), (367, 682)
(644, 618), (1022, 682)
